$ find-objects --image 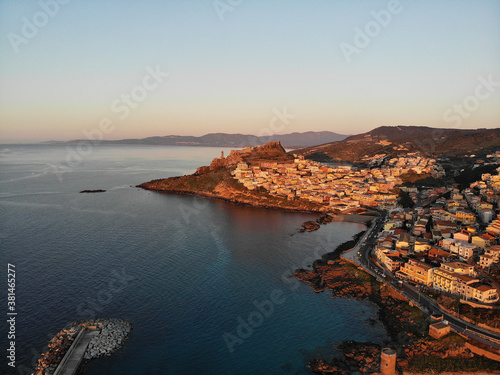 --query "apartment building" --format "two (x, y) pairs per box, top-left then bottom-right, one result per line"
(395, 259), (434, 286)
